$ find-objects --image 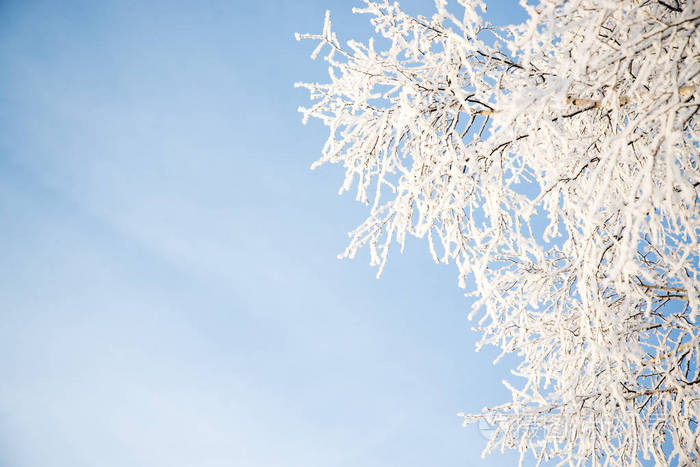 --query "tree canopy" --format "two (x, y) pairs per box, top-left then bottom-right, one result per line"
(297, 0), (699, 464)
